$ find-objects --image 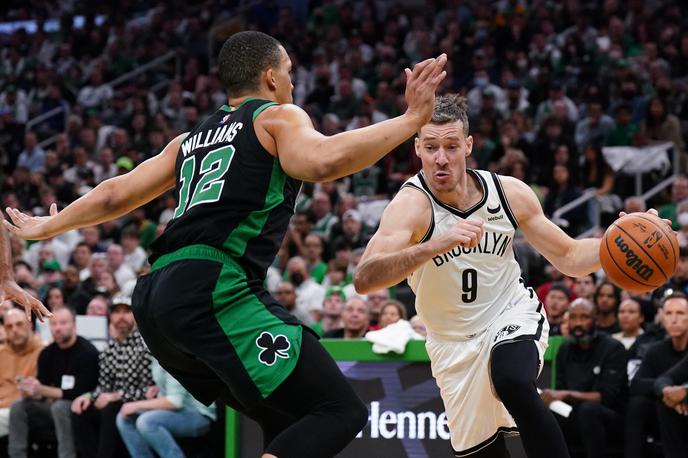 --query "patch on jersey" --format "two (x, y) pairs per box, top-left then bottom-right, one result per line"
(494, 324), (521, 342)
(220, 113), (231, 124)
(256, 331), (291, 366)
